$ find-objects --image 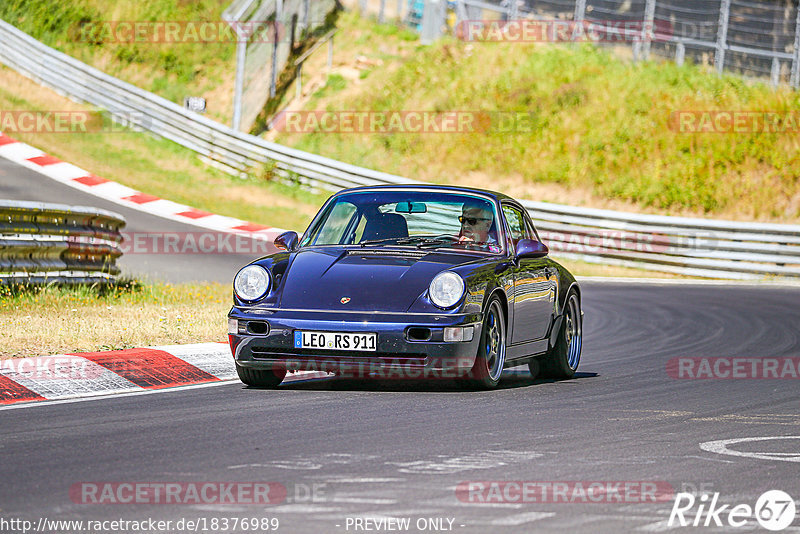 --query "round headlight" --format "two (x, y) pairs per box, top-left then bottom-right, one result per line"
(429, 271), (465, 309)
(234, 265), (271, 301)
